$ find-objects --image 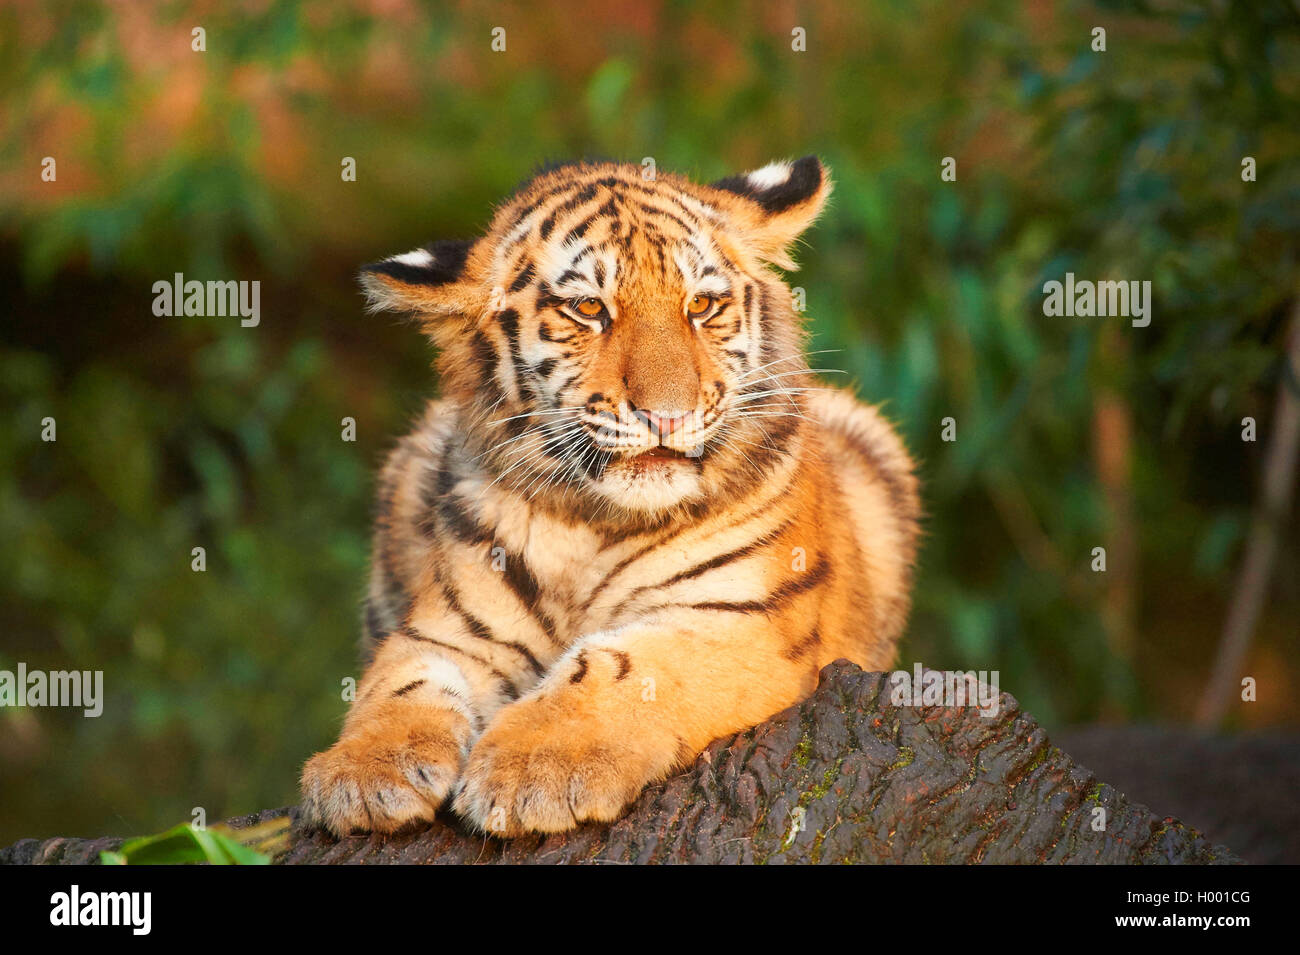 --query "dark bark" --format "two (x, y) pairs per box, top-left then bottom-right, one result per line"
(1, 661), (1240, 865)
